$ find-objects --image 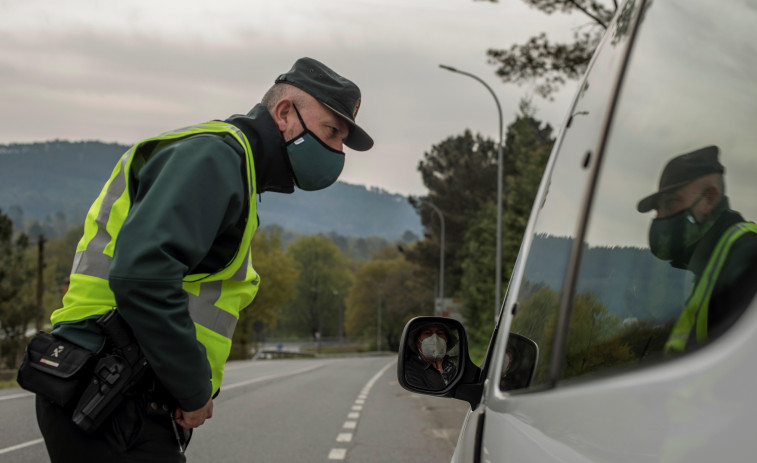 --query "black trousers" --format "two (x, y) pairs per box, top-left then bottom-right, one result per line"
(36, 394), (188, 463)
